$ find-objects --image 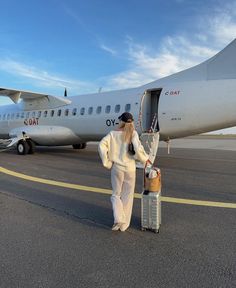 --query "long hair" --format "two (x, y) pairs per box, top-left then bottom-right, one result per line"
(119, 121), (135, 143)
